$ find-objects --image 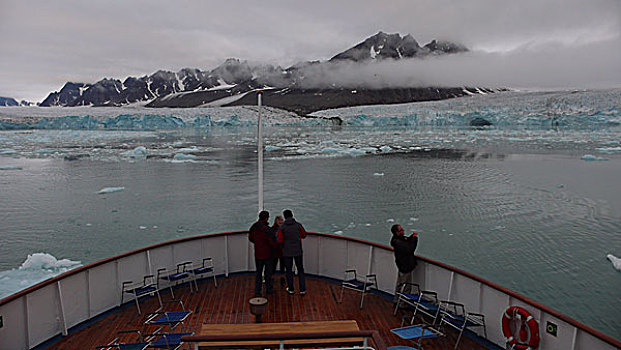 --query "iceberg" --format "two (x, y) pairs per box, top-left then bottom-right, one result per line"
(97, 187), (125, 194)
(607, 254), (621, 271)
(122, 146), (147, 159)
(0, 165), (22, 170)
(0, 253), (81, 298)
(173, 153), (197, 160)
(581, 154), (609, 162)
